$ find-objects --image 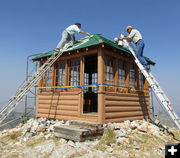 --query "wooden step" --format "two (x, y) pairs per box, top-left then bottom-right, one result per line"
(69, 120), (102, 130)
(54, 124), (103, 142)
